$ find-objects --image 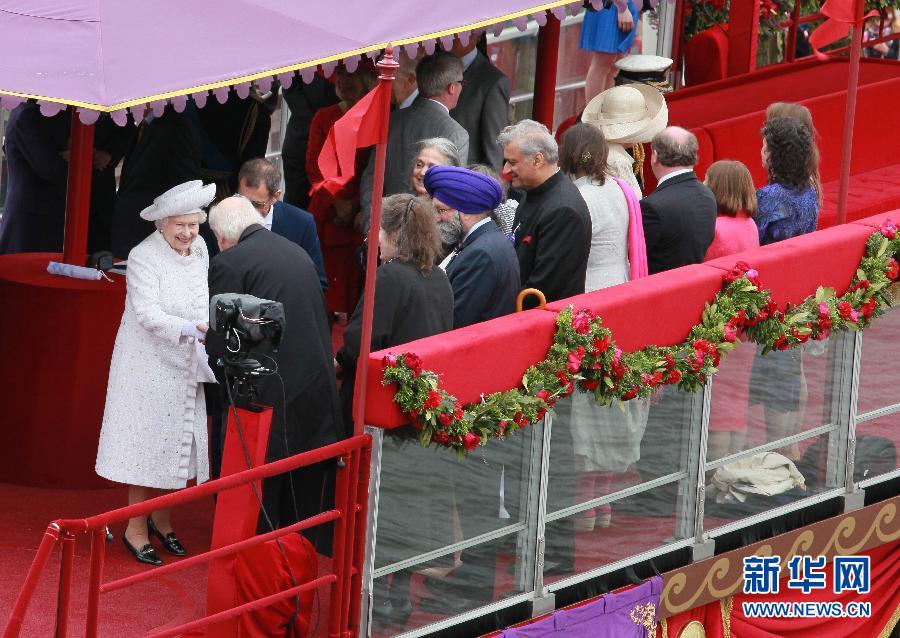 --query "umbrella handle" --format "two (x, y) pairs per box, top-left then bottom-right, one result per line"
(516, 288), (546, 312)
